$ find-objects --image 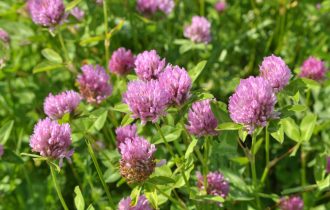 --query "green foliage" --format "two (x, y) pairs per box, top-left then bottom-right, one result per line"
(1, 0), (330, 209)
